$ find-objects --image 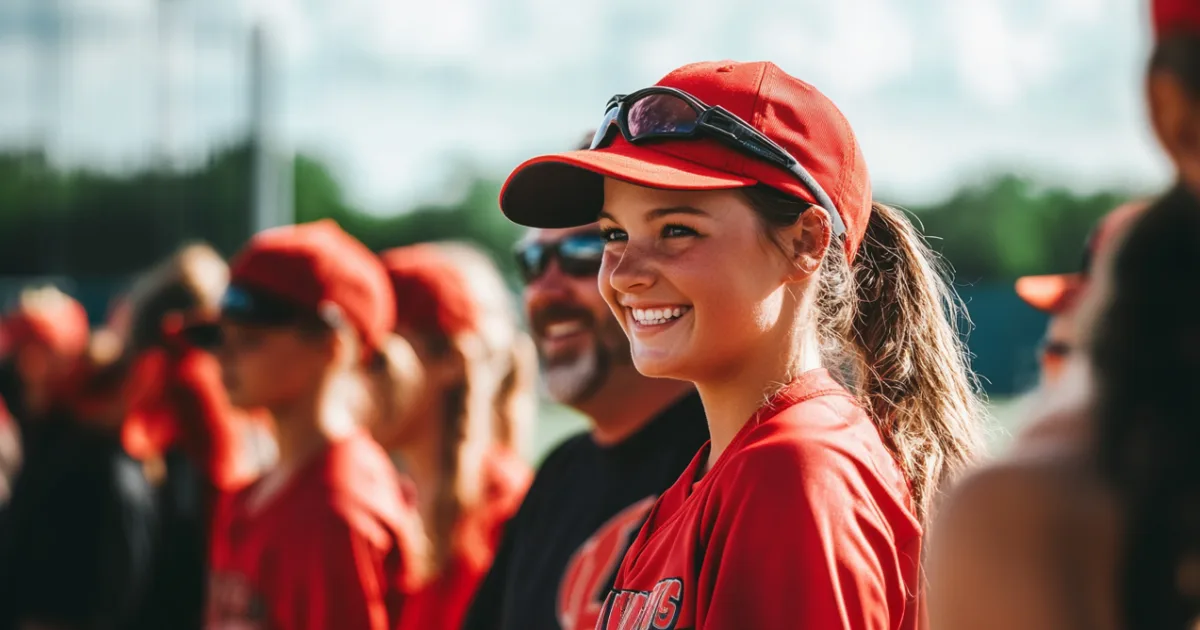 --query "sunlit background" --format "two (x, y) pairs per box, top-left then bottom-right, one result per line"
(0, 0), (1172, 458)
